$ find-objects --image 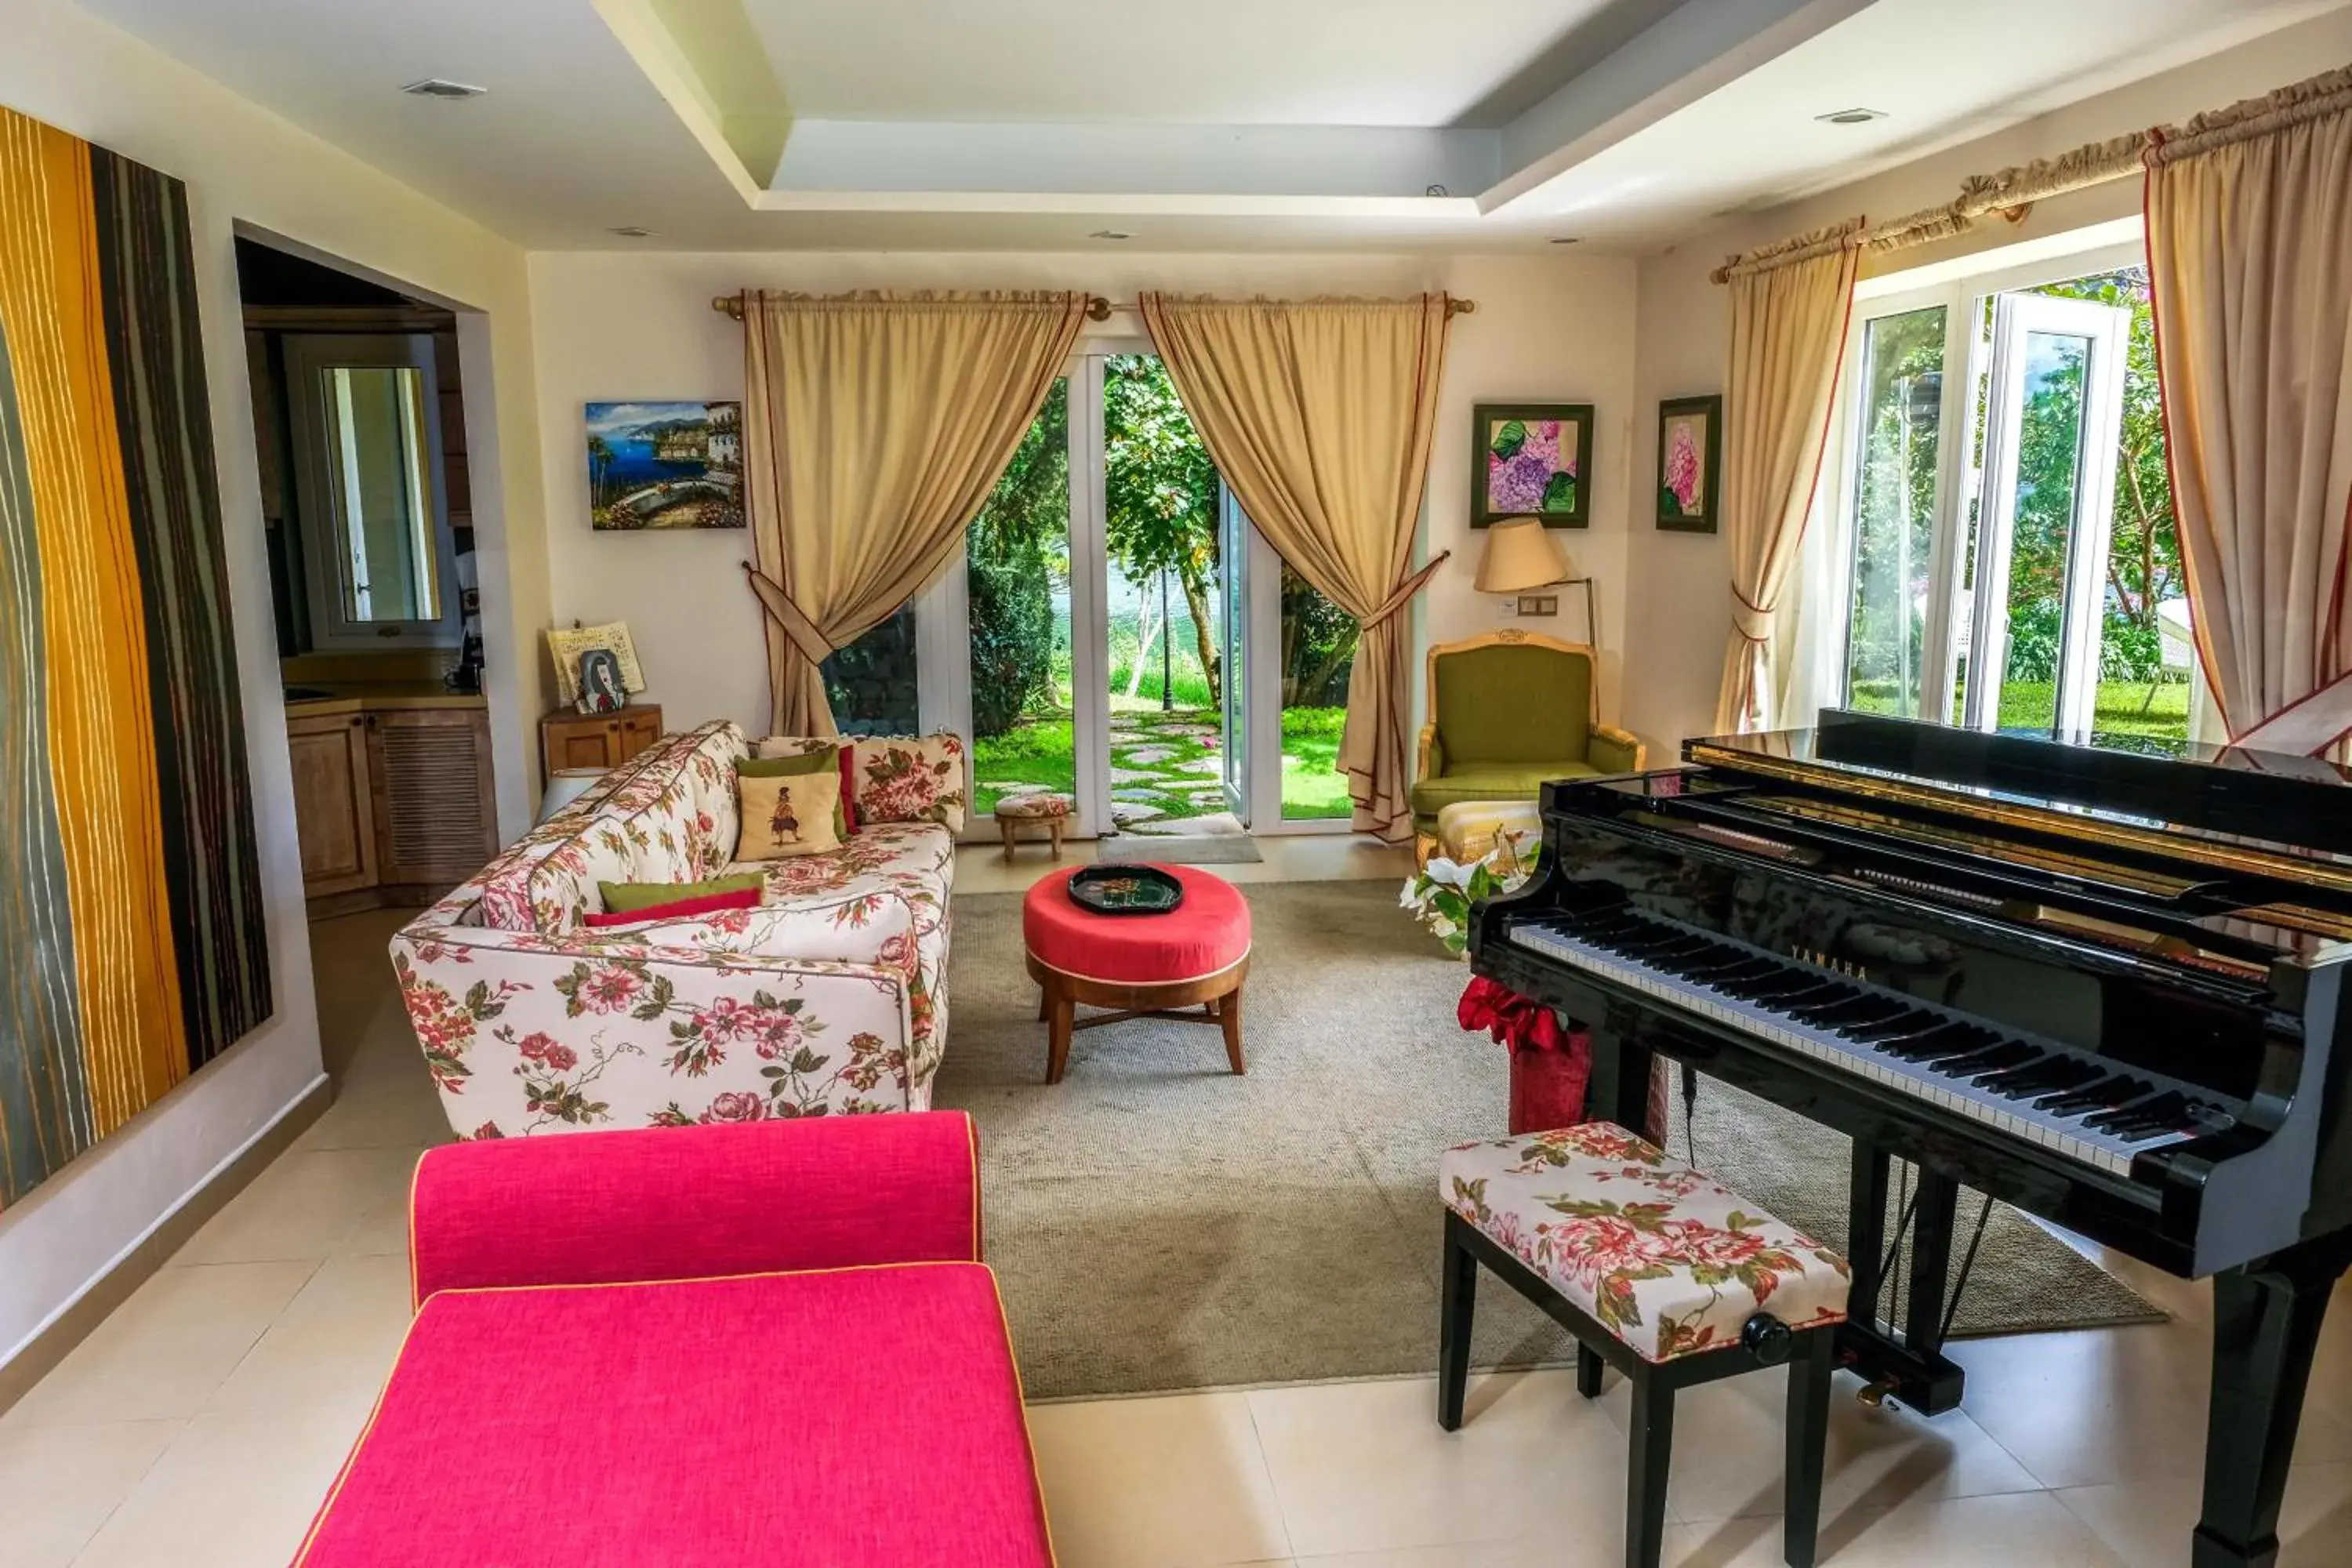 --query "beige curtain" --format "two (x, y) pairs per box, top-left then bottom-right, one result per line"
(1141, 293), (1451, 842)
(741, 290), (1087, 735)
(1712, 221), (1862, 734)
(2146, 67), (2352, 757)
